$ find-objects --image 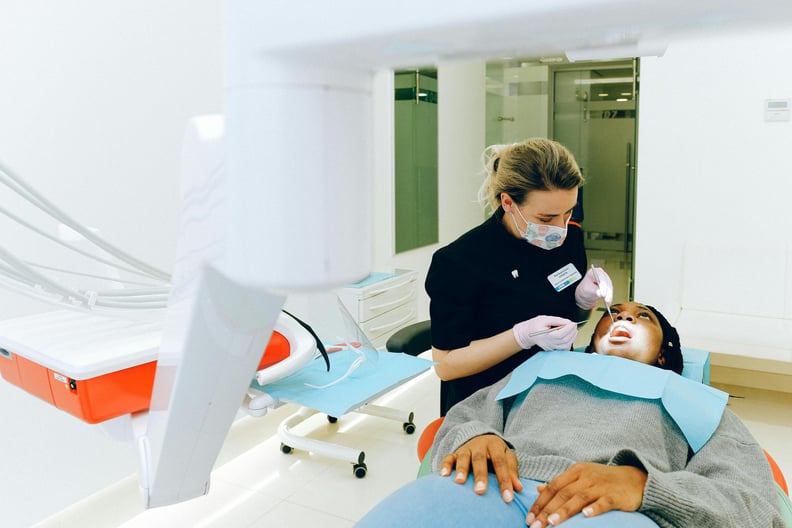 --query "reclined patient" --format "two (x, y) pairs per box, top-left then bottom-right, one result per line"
(356, 302), (785, 527)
